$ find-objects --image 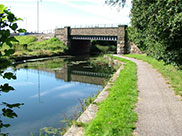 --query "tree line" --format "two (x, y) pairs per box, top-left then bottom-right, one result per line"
(107, 0), (182, 66)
